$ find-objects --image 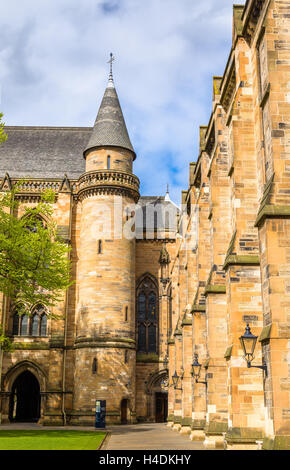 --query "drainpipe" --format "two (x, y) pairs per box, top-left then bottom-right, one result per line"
(61, 192), (73, 426)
